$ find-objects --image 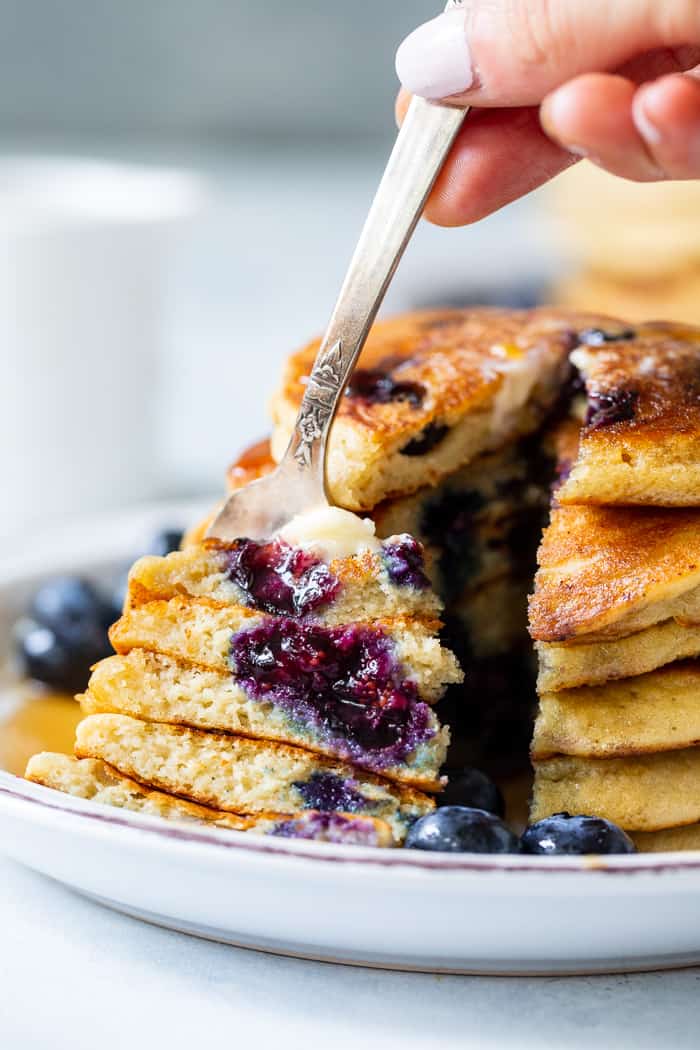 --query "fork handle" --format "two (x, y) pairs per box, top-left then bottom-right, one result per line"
(279, 29), (469, 496)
